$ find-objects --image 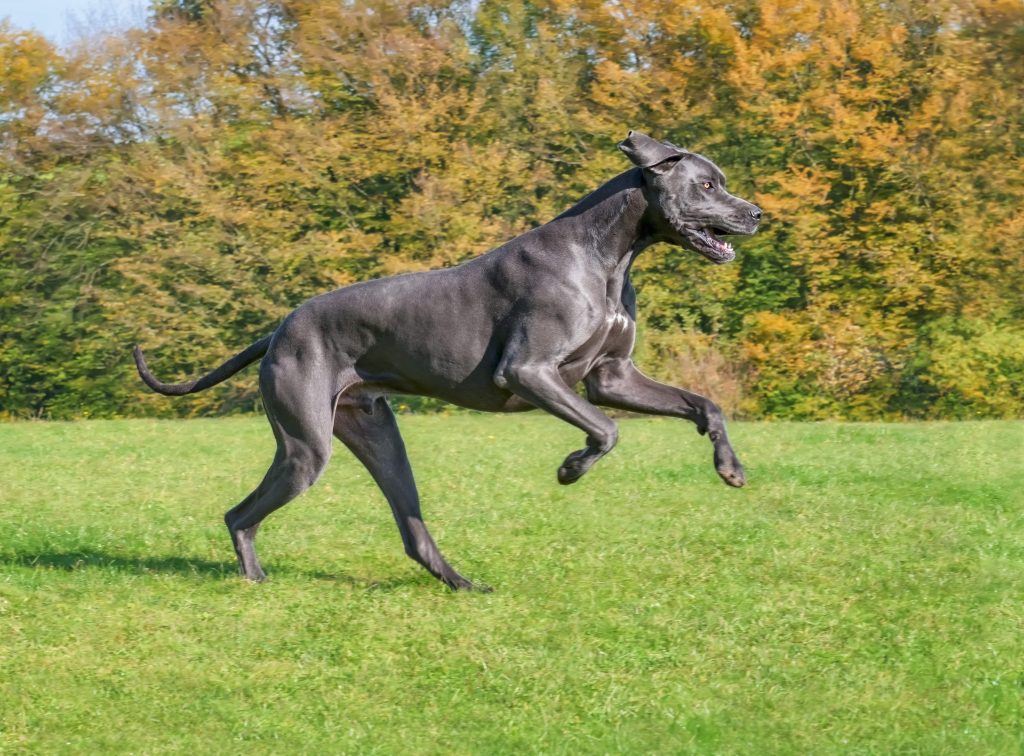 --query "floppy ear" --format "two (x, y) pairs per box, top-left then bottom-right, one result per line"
(618, 130), (684, 172)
